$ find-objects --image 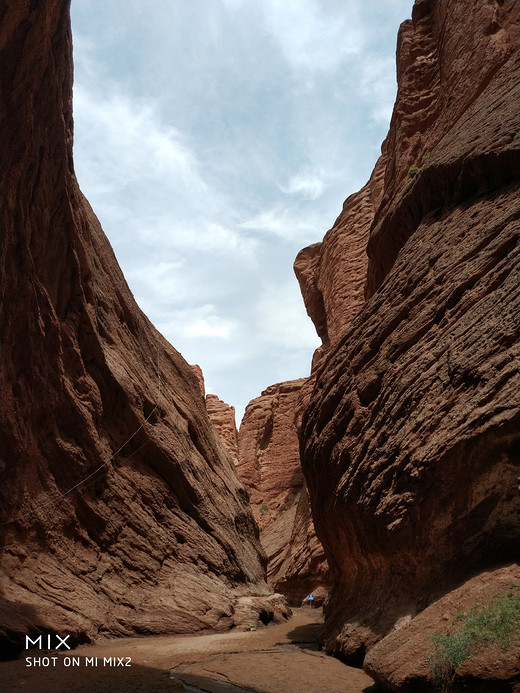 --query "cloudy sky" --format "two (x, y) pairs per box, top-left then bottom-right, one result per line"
(70, 0), (411, 424)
